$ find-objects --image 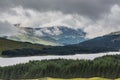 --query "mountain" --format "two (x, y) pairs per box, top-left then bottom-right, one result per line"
(38, 26), (86, 45)
(6, 26), (61, 46)
(68, 31), (120, 53)
(36, 31), (120, 55)
(7, 33), (61, 46)
(6, 26), (86, 46)
(1, 31), (120, 57)
(75, 31), (120, 51)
